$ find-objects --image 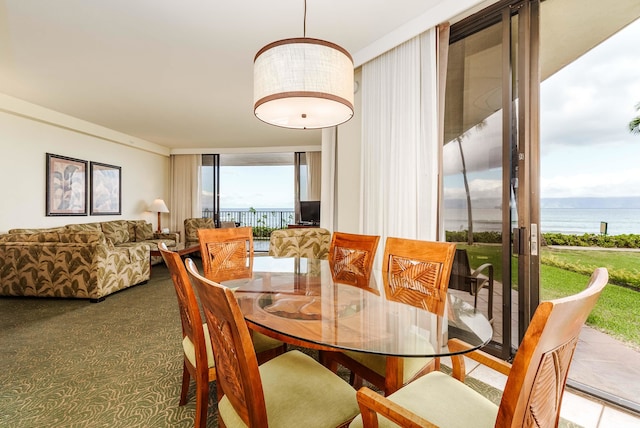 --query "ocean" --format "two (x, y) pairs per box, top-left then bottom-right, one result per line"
(541, 208), (639, 236)
(443, 208), (640, 236)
